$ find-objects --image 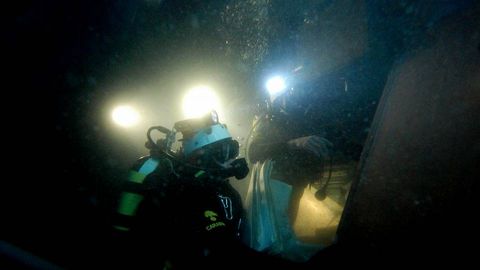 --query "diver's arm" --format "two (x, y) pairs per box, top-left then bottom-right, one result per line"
(248, 139), (289, 162)
(247, 116), (333, 162)
(249, 133), (333, 162)
(287, 135), (333, 160)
